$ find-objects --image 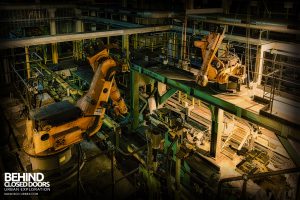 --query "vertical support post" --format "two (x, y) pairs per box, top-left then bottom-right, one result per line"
(197, 99), (201, 107)
(182, 17), (187, 60)
(48, 8), (56, 35)
(122, 0), (127, 21)
(182, 161), (190, 186)
(111, 148), (115, 200)
(147, 131), (153, 169)
(256, 43), (274, 85)
(122, 34), (129, 60)
(187, 0), (194, 9)
(75, 9), (83, 33)
(178, 91), (181, 102)
(130, 70), (139, 130)
(222, 0), (230, 14)
(296, 175), (300, 200)
(209, 105), (224, 158)
(74, 8), (83, 61)
(73, 41), (77, 60)
(25, 46), (31, 78)
(173, 32), (176, 60)
(114, 127), (120, 150)
(175, 138), (181, 200)
(43, 45), (47, 64)
(51, 43), (58, 64)
(26, 119), (33, 142)
(106, 25), (110, 52)
(180, 23), (184, 60)
(3, 58), (11, 84)
(255, 46), (262, 83)
(90, 10), (97, 31)
(222, 0), (231, 32)
(134, 34), (138, 49)
(48, 8), (58, 64)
